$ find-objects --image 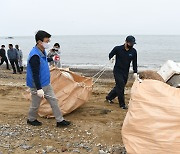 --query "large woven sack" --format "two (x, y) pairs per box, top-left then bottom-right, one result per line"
(122, 80), (180, 154)
(38, 68), (92, 117)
